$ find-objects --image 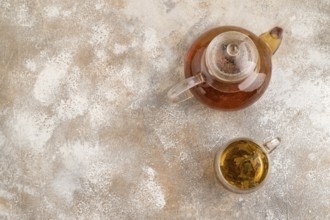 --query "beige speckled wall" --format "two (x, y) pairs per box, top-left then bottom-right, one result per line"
(0, 0), (329, 219)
